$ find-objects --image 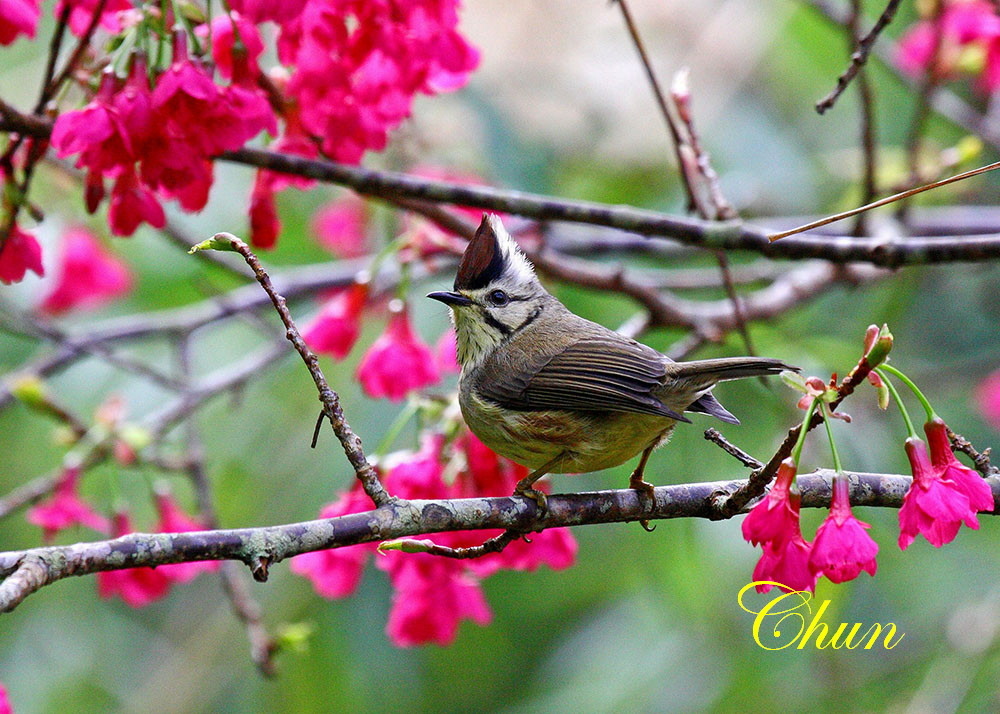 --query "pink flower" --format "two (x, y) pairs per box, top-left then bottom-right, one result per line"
(96, 511), (172, 607)
(290, 486), (376, 598)
(0, 0), (39, 45)
(249, 172), (280, 249)
(356, 307), (440, 401)
(382, 555), (491, 647)
(229, 0), (307, 25)
(0, 222), (44, 284)
(808, 477), (878, 583)
(55, 0), (131, 37)
(742, 458), (801, 547)
(197, 12), (265, 81)
(27, 466), (109, 541)
(39, 228), (132, 315)
(978, 369), (1000, 430)
(302, 283), (369, 360)
(435, 328), (460, 375)
(51, 71), (133, 173)
(108, 168), (165, 236)
(311, 195), (368, 258)
(153, 490), (220, 584)
(896, 1), (1000, 92)
(278, 2), (479, 164)
(924, 417), (995, 513)
(752, 535), (817, 594)
(899, 437), (981, 549)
